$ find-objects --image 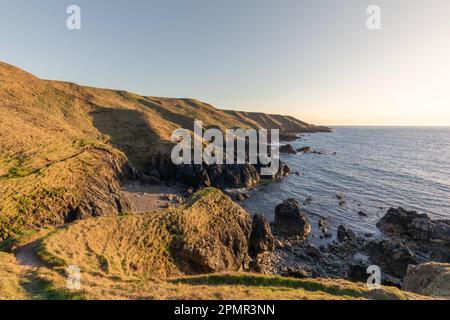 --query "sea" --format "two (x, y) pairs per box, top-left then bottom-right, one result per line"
(241, 127), (450, 243)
